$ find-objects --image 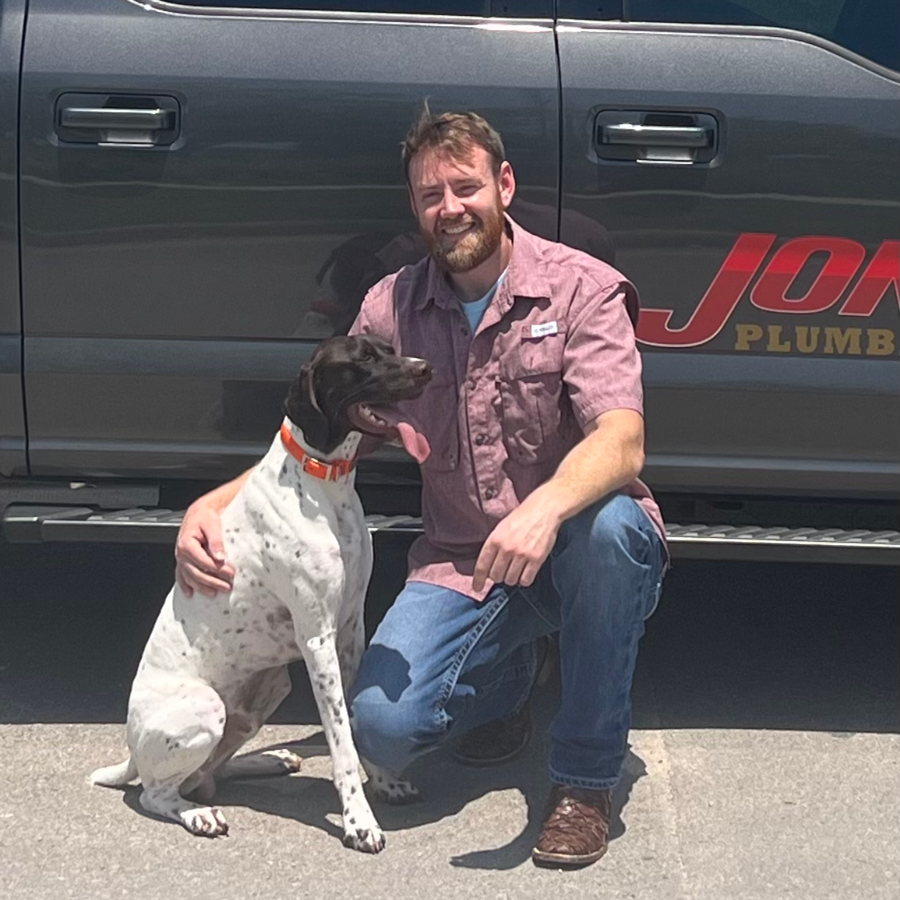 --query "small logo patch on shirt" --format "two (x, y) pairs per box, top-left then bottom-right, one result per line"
(530, 321), (558, 338)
